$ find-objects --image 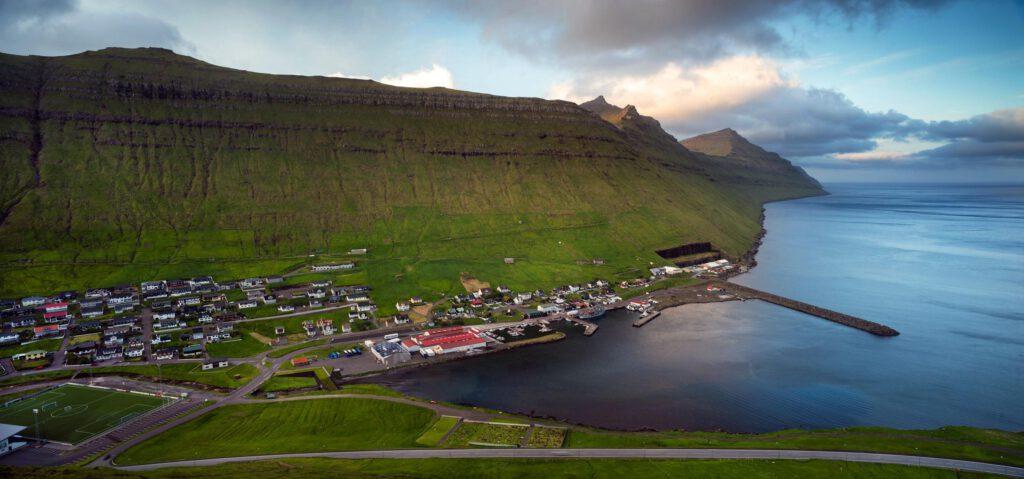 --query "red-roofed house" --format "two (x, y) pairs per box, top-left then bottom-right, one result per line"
(43, 302), (68, 313)
(33, 324), (61, 338)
